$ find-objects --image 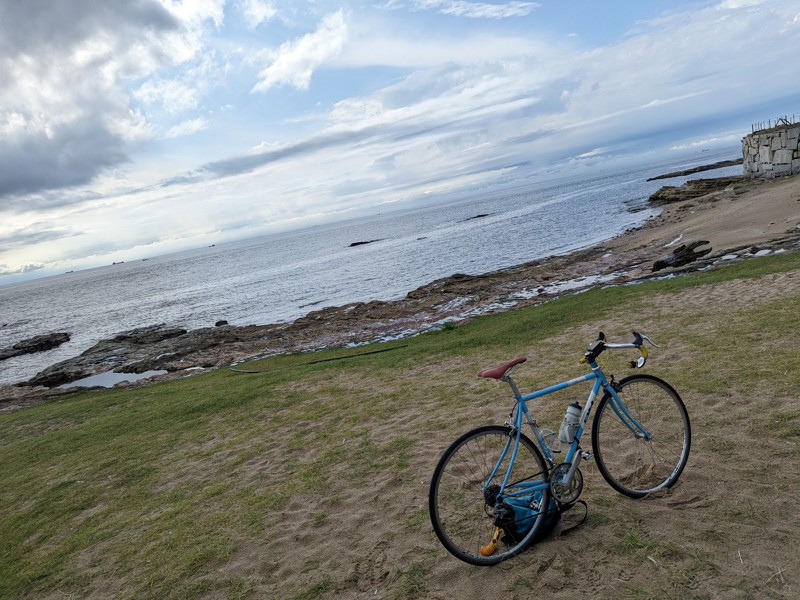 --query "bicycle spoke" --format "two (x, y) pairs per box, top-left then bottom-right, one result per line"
(429, 426), (550, 565)
(592, 375), (691, 498)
